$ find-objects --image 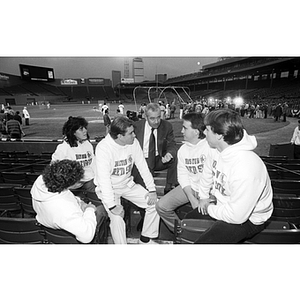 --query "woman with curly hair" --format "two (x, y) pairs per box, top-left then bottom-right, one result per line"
(31, 159), (106, 243)
(51, 116), (96, 192)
